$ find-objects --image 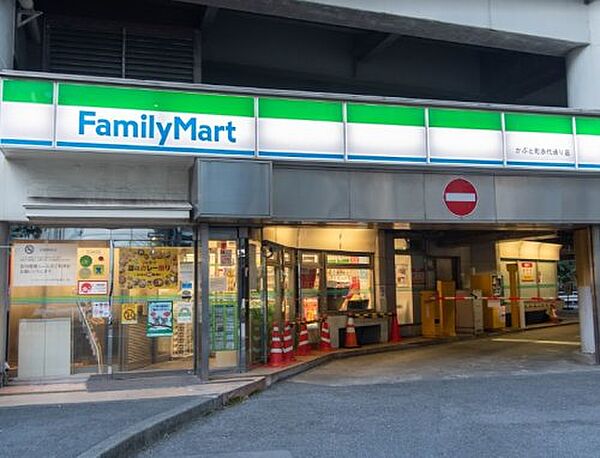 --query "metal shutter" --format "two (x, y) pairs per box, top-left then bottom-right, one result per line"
(45, 19), (194, 83)
(125, 33), (194, 83)
(46, 25), (123, 78)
